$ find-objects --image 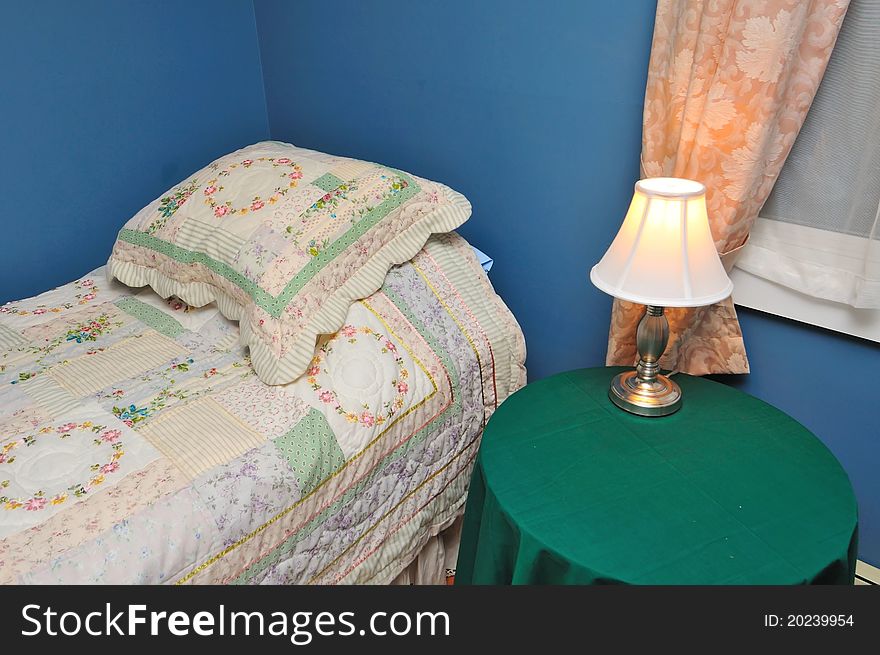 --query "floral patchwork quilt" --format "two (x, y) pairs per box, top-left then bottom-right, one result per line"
(0, 233), (525, 584)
